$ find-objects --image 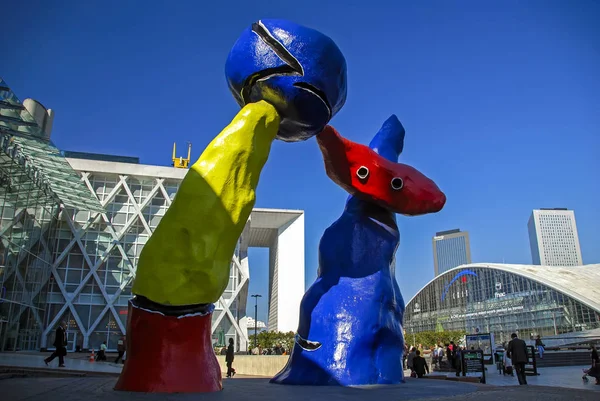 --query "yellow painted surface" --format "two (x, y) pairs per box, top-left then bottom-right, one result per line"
(132, 101), (280, 305)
